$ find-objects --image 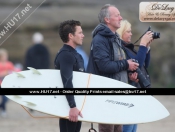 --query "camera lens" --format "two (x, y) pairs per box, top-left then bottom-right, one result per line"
(153, 32), (160, 39)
